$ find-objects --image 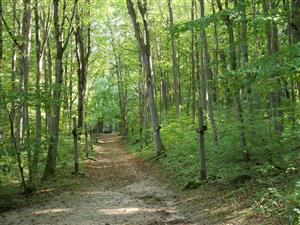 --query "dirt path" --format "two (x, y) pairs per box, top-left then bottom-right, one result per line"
(0, 134), (194, 225)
